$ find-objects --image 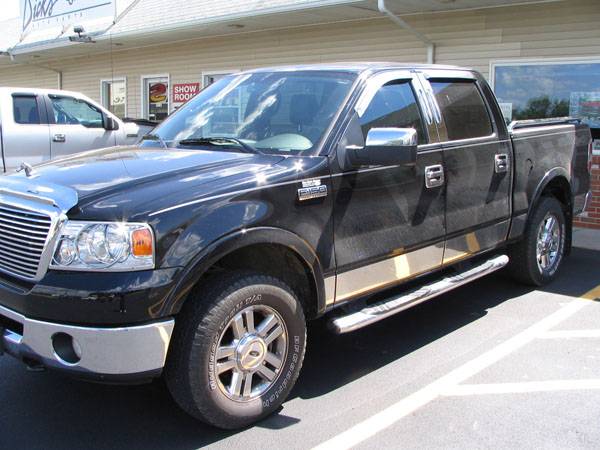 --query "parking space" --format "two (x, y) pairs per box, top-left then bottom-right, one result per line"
(1, 246), (599, 449)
